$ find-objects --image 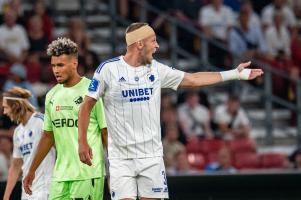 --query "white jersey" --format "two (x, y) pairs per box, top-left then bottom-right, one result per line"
(87, 56), (184, 159)
(13, 112), (55, 197)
